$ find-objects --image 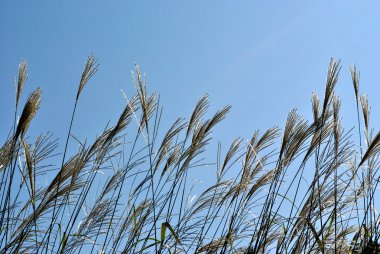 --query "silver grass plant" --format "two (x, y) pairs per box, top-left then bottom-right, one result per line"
(0, 57), (379, 254)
